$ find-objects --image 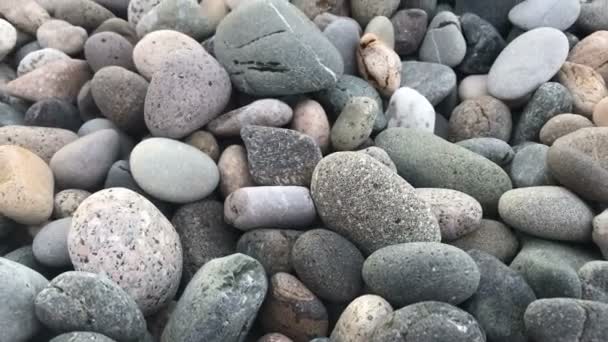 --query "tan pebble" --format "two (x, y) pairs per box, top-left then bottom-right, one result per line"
(593, 97), (608, 127)
(0, 125), (78, 162)
(184, 130), (220, 161)
(568, 31), (608, 84)
(217, 145), (254, 198)
(356, 33), (401, 97)
(53, 189), (91, 218)
(458, 74), (489, 100)
(37, 19), (88, 55)
(0, 0), (50, 34)
(540, 113), (594, 145)
(0, 145), (54, 225)
(290, 99), (330, 154)
(558, 62), (608, 118)
(200, 0), (229, 30)
(330, 294), (393, 342)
